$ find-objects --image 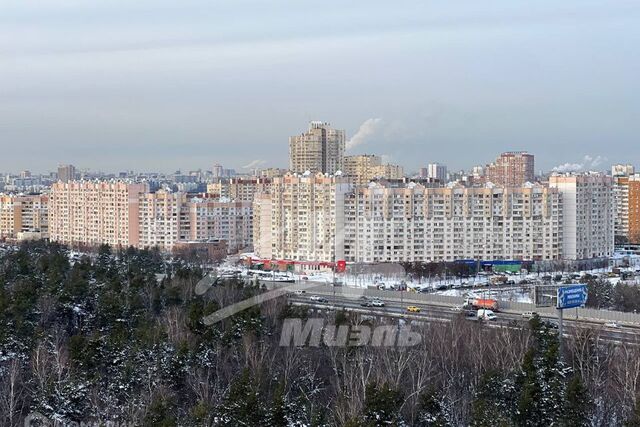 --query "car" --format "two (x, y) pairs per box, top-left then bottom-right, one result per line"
(605, 322), (620, 329)
(521, 311), (538, 319)
(371, 300), (385, 307)
(406, 306), (421, 313)
(360, 300), (372, 307)
(293, 289), (306, 295)
(309, 295), (328, 303)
